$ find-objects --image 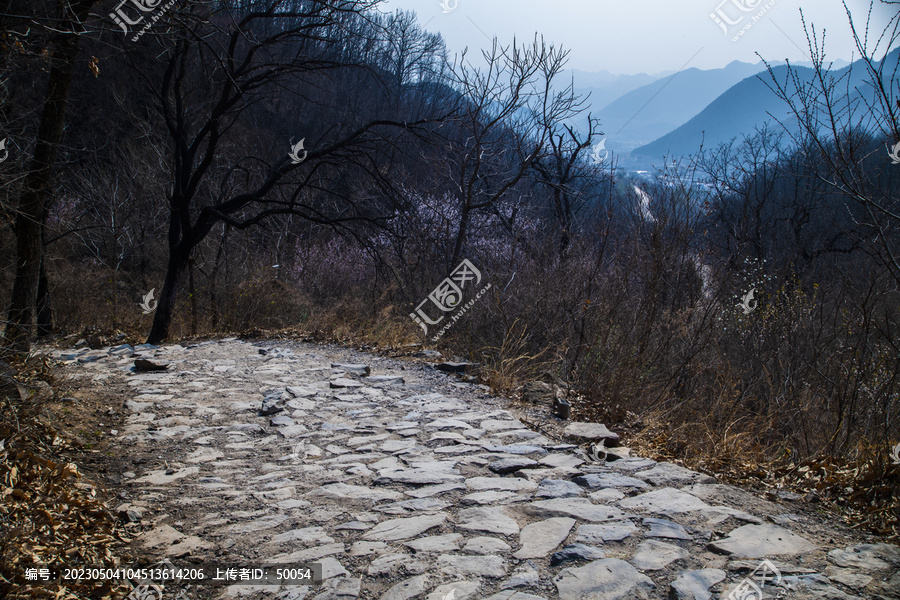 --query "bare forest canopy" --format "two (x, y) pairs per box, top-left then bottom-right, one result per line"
(1, 0), (900, 530)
